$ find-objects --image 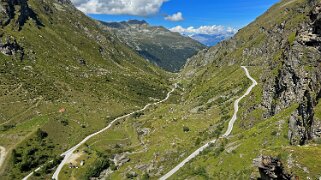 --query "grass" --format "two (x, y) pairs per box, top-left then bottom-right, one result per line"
(0, 0), (172, 179)
(171, 104), (319, 179)
(55, 65), (251, 179)
(288, 32), (296, 46)
(1, 0), (320, 179)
